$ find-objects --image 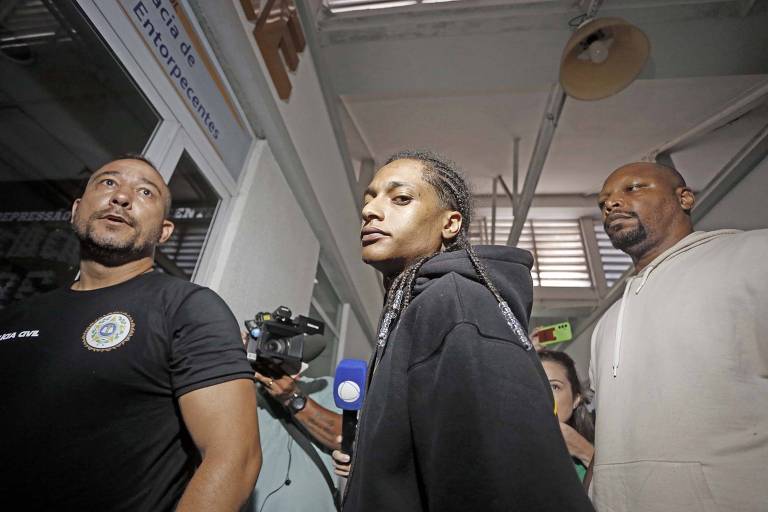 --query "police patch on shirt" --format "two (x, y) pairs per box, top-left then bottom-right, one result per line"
(82, 312), (135, 352)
